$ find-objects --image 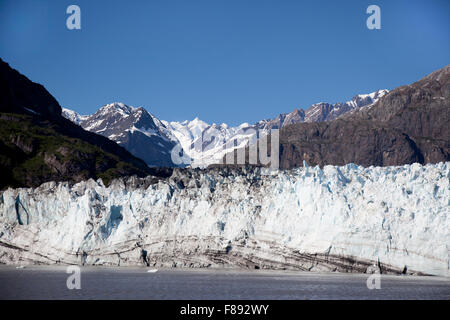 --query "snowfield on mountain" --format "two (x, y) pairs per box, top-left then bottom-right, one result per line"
(0, 162), (448, 277)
